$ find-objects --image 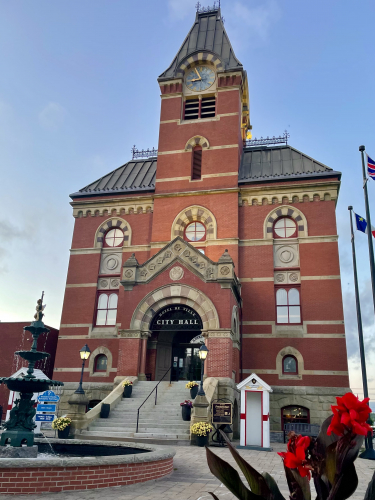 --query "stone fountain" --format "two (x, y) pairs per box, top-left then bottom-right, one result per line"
(0, 296), (63, 457)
